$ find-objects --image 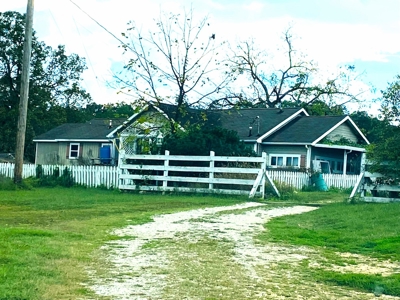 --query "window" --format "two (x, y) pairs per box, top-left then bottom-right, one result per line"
(69, 143), (80, 159)
(269, 154), (300, 168)
(315, 156), (344, 174)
